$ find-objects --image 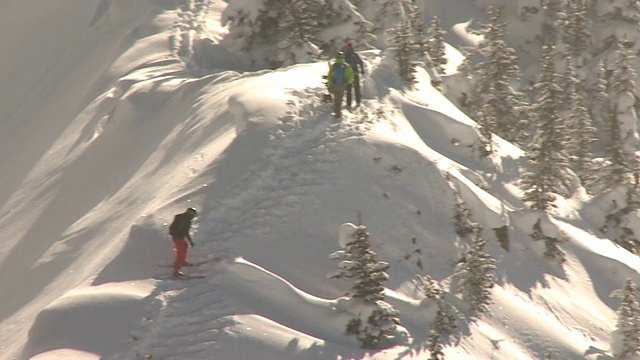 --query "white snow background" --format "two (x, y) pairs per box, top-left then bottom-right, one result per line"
(0, 0), (639, 359)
